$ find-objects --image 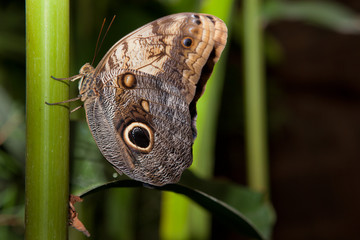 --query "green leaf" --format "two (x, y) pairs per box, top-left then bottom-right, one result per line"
(78, 171), (275, 240)
(179, 171), (275, 239)
(263, 0), (360, 34)
(70, 121), (111, 195)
